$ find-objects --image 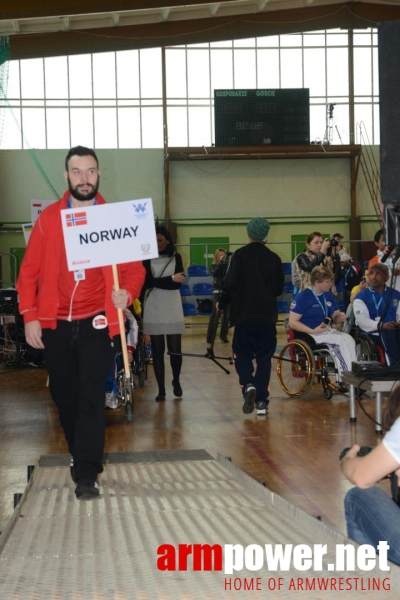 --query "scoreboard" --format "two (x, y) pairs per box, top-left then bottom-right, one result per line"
(214, 89), (310, 147)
